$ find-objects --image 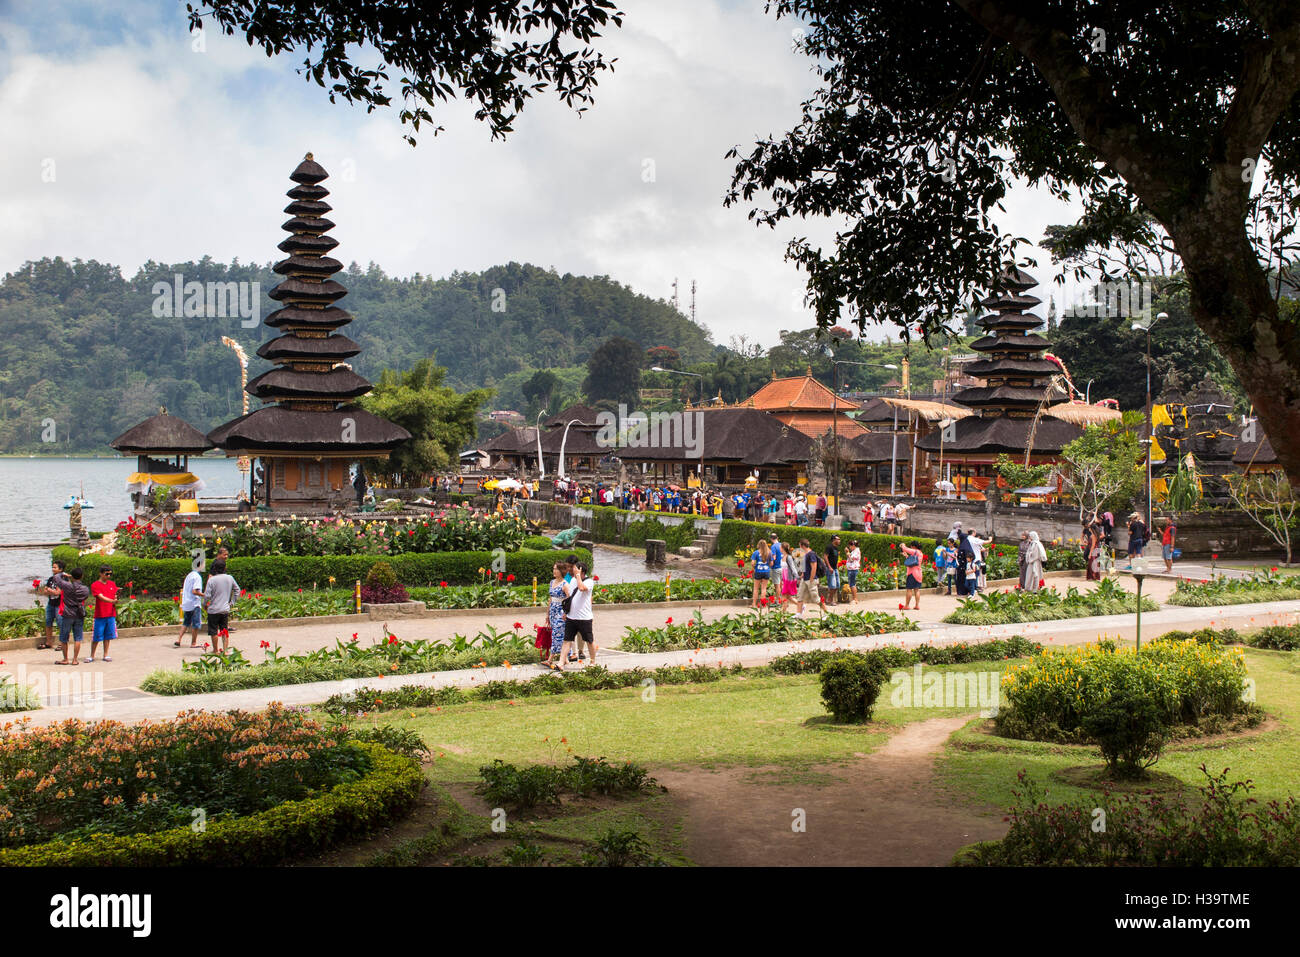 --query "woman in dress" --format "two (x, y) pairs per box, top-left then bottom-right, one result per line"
(900, 542), (925, 610)
(546, 561), (568, 671)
